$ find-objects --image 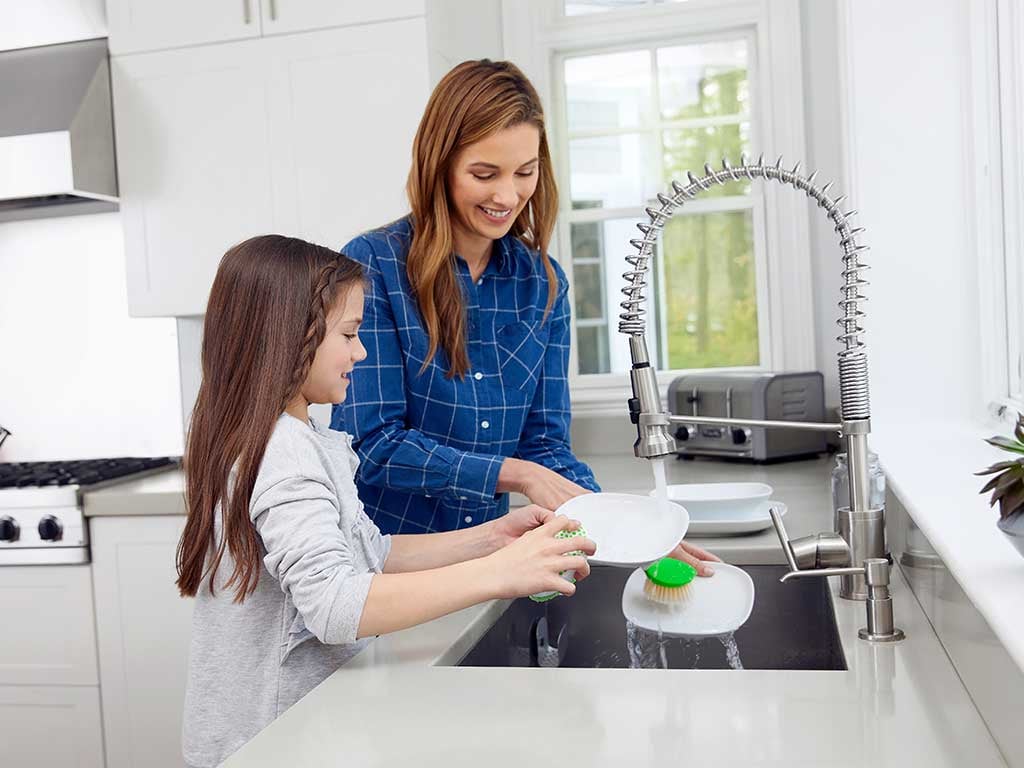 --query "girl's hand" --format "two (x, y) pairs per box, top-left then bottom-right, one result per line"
(490, 504), (556, 548)
(668, 539), (721, 577)
(484, 515), (596, 599)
